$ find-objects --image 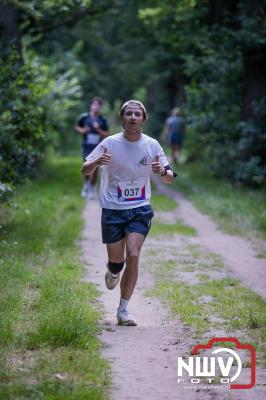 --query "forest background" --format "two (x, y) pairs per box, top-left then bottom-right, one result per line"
(0, 0), (265, 203)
